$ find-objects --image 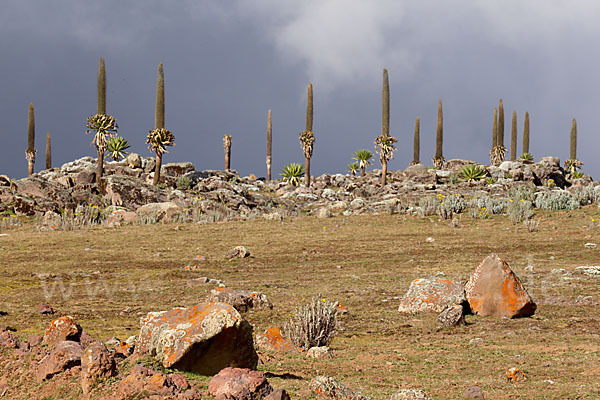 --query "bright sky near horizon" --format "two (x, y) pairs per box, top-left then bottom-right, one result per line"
(1, 1), (599, 179)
